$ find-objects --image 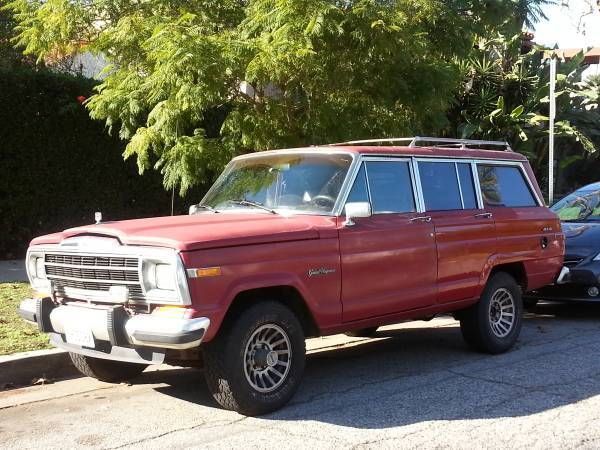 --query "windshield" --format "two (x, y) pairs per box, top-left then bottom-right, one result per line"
(201, 153), (354, 214)
(551, 188), (600, 221)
